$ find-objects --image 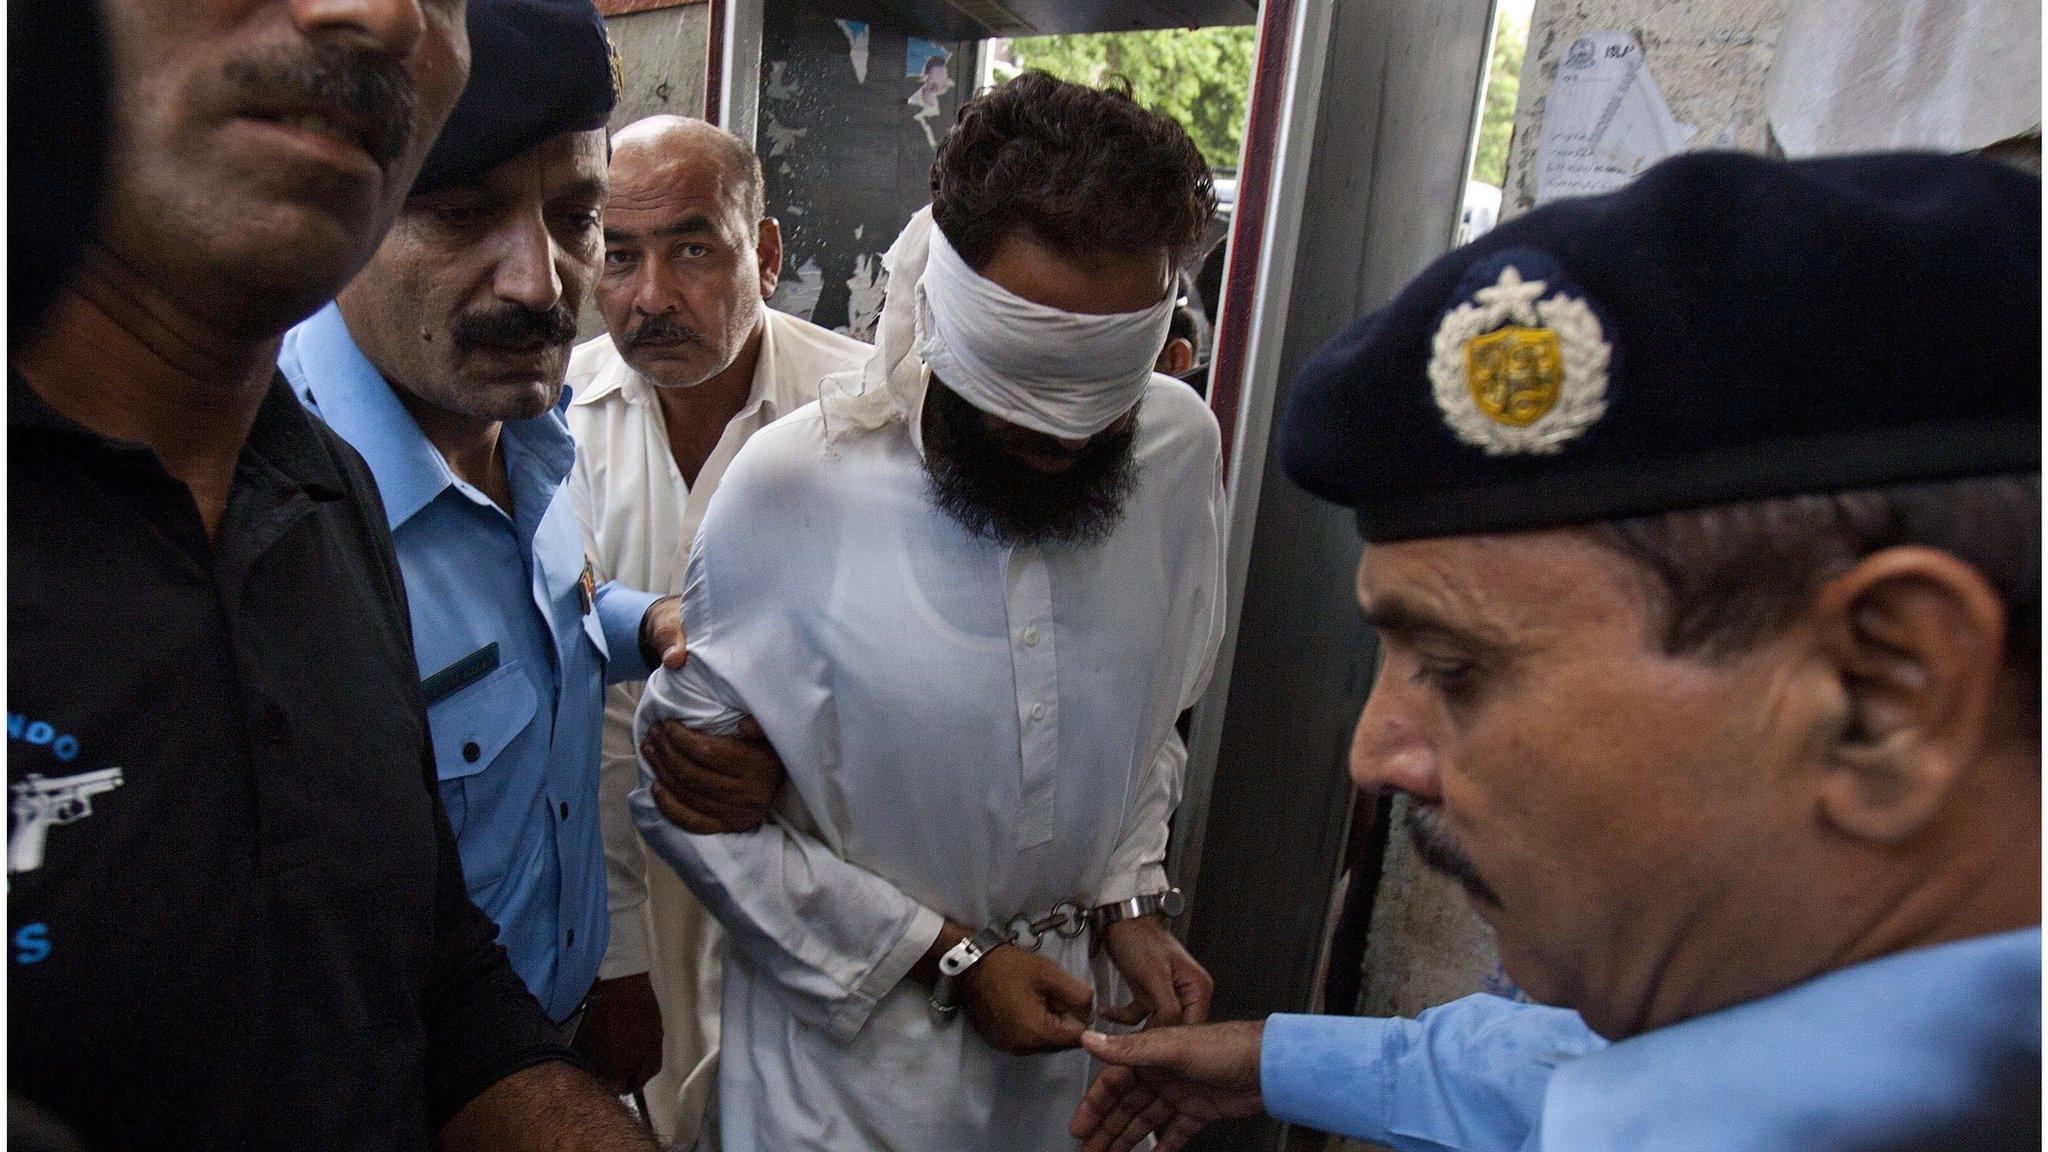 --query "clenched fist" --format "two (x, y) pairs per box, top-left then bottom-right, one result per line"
(959, 942), (1095, 1055)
